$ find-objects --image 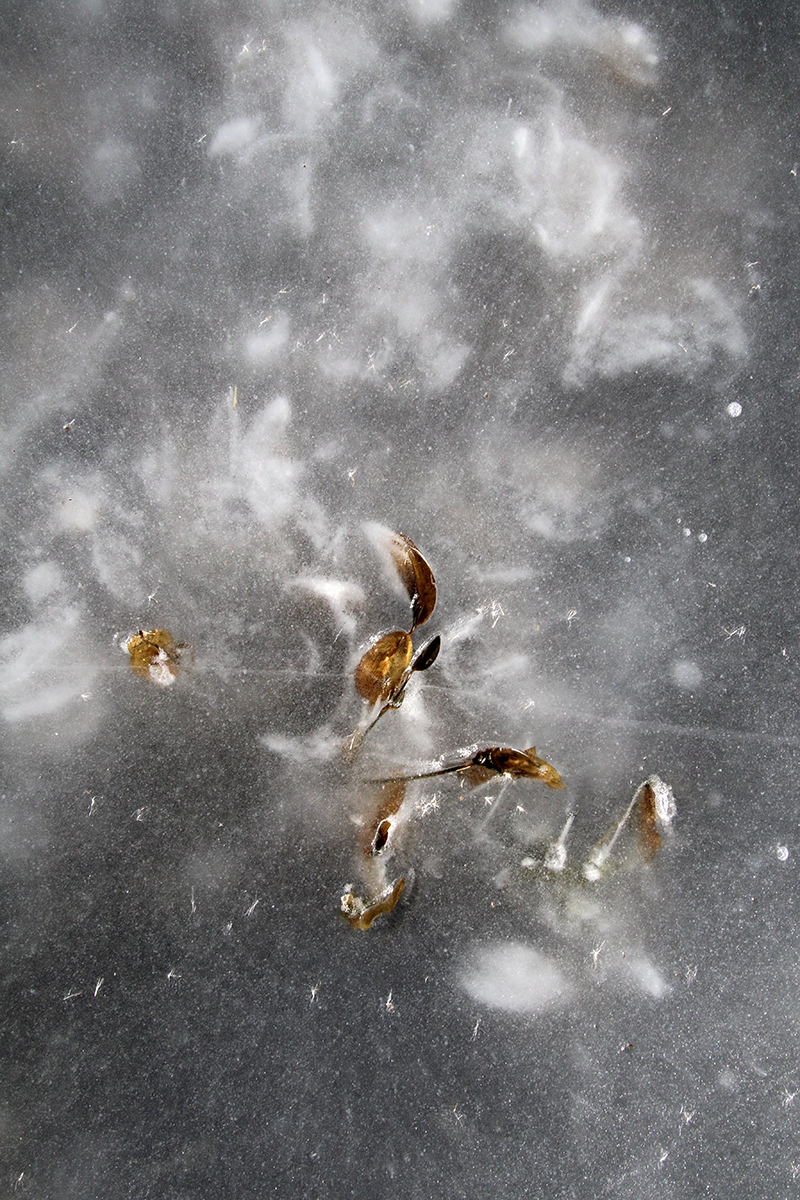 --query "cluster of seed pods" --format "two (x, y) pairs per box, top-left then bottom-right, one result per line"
(120, 531), (676, 931)
(340, 530), (566, 930)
